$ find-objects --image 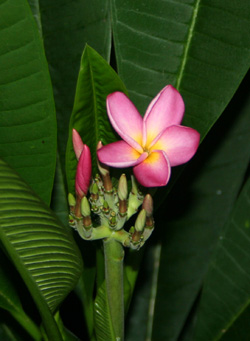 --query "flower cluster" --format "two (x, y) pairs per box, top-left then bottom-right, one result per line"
(69, 129), (154, 249)
(68, 85), (200, 247)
